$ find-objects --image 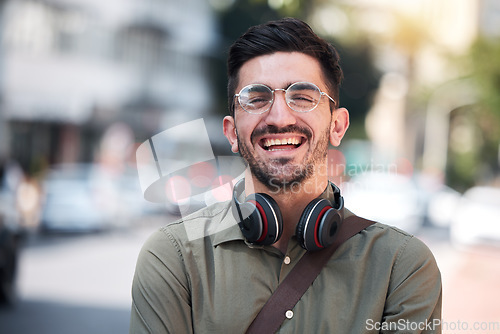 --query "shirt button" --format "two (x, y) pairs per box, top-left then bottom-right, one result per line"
(285, 310), (294, 319)
(284, 256), (291, 265)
